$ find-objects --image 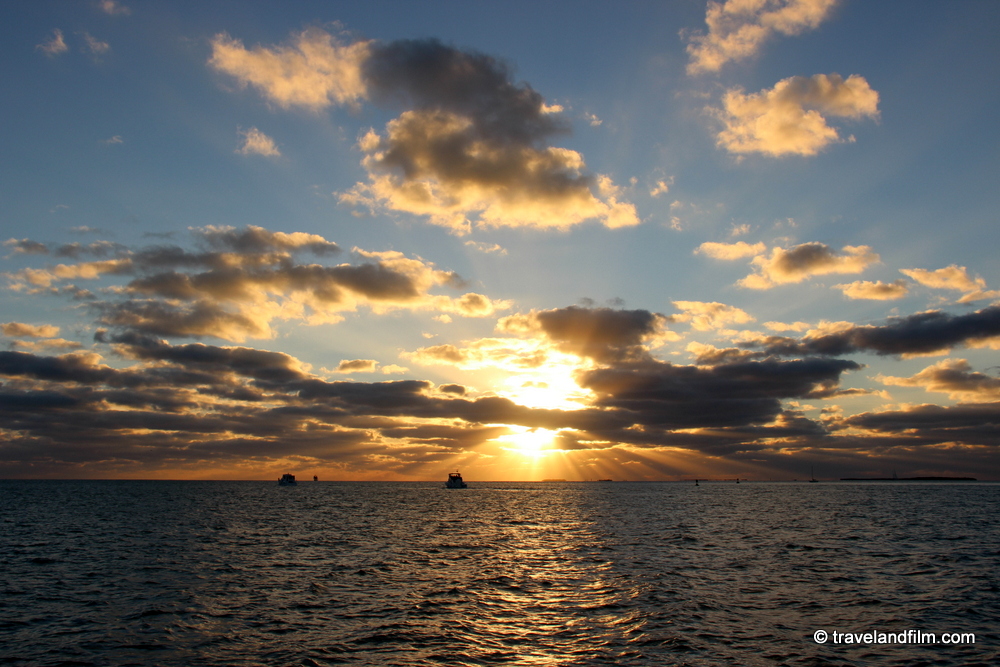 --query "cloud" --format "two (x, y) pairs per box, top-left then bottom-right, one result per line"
(695, 240), (766, 260)
(208, 29), (370, 110)
(879, 359), (1000, 402)
(8, 338), (84, 353)
(1, 314), (997, 479)
(464, 241), (507, 255)
(211, 30), (638, 233)
(195, 225), (341, 255)
(82, 32), (110, 56)
(842, 402), (1000, 447)
(98, 1), (131, 16)
(834, 279), (909, 300)
(672, 301), (755, 331)
(104, 135), (124, 145)
(2, 323), (61, 338)
(237, 127), (281, 157)
(748, 305), (1000, 357)
(686, 0), (839, 75)
(901, 265), (1000, 303)
(4, 238), (49, 255)
(37, 29), (68, 56)
(344, 106), (636, 234)
(335, 359), (378, 373)
(650, 179), (671, 198)
(579, 356), (860, 429)
(738, 242), (879, 289)
(498, 306), (676, 363)
(712, 74), (879, 156)
(4, 227), (508, 342)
